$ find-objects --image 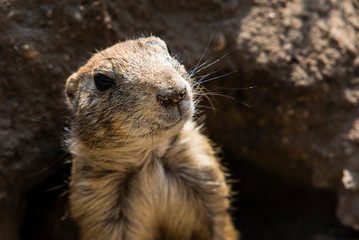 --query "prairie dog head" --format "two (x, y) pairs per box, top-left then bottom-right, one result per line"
(65, 37), (194, 148)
